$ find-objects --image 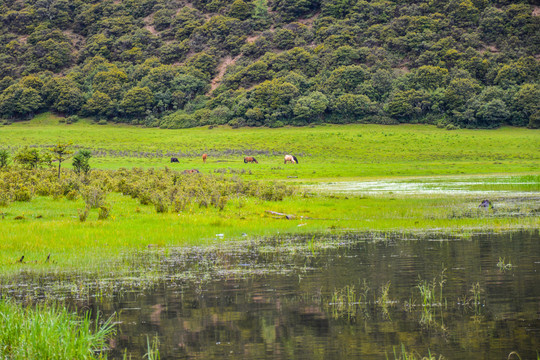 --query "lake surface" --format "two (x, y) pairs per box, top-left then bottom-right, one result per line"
(2, 231), (539, 359)
(14, 230), (530, 359)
